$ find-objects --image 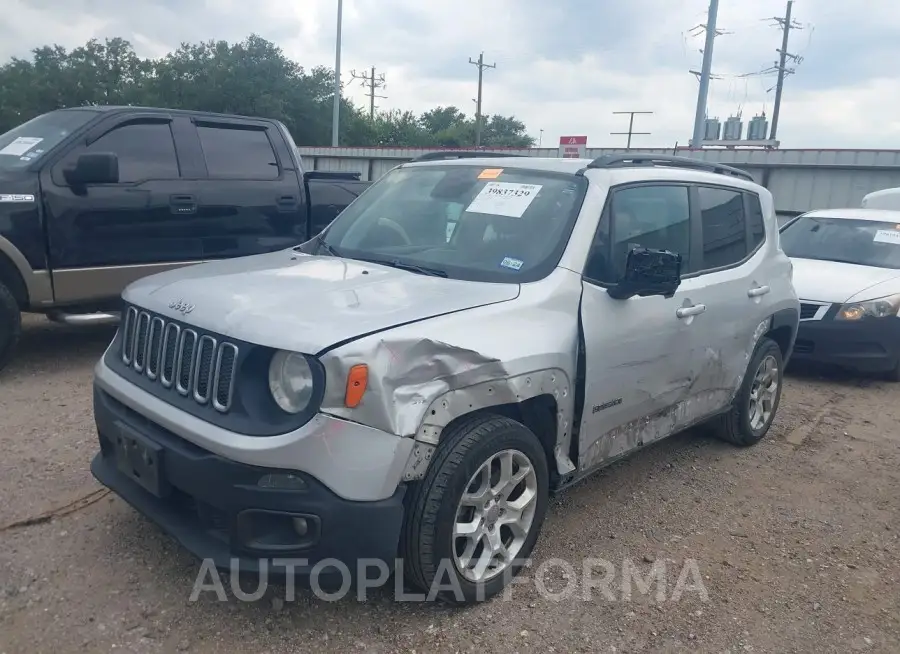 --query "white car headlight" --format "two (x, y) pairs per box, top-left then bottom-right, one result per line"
(836, 293), (900, 321)
(268, 351), (316, 413)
